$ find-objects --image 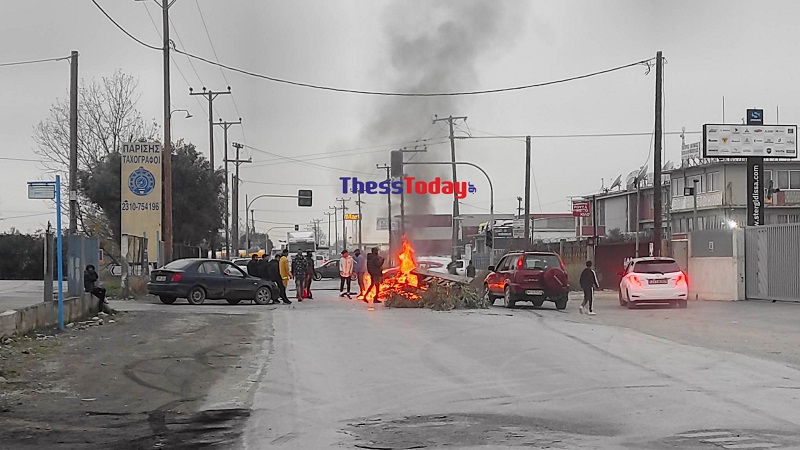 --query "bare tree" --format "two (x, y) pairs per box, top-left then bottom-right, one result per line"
(33, 70), (159, 234)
